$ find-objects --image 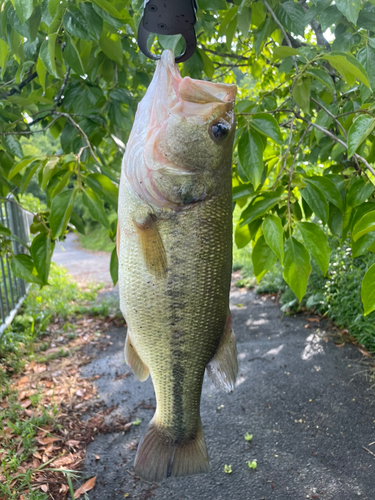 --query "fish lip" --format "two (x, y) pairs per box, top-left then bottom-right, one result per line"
(158, 49), (237, 106)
